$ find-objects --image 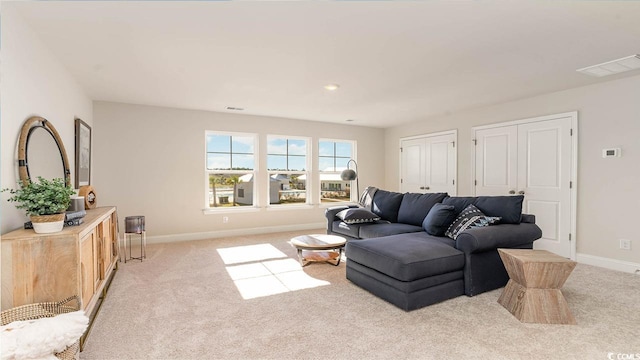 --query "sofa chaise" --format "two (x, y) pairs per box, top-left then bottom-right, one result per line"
(325, 188), (542, 311)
